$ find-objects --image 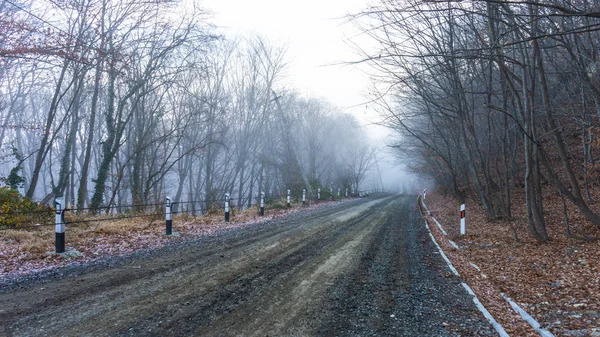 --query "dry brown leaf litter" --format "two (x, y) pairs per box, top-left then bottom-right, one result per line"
(0, 201), (346, 280)
(423, 191), (600, 337)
